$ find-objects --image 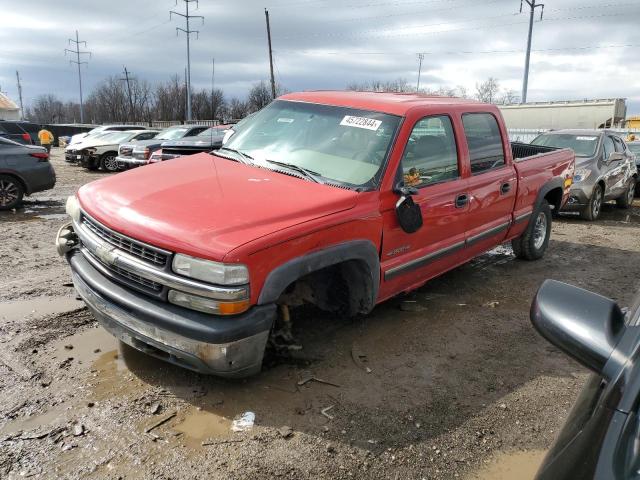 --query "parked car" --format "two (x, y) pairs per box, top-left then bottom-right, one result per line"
(531, 280), (640, 480)
(0, 120), (41, 145)
(65, 132), (115, 163)
(57, 91), (575, 377)
(0, 137), (55, 210)
(116, 125), (209, 169)
(68, 124), (150, 146)
(77, 130), (159, 171)
(148, 125), (231, 163)
(531, 130), (637, 220)
(627, 140), (640, 191)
